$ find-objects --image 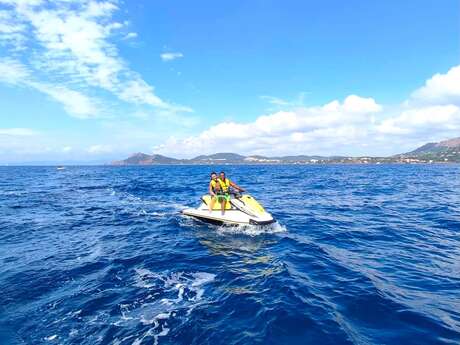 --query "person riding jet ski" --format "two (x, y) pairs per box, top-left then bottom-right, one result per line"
(208, 171), (245, 215)
(182, 172), (275, 226)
